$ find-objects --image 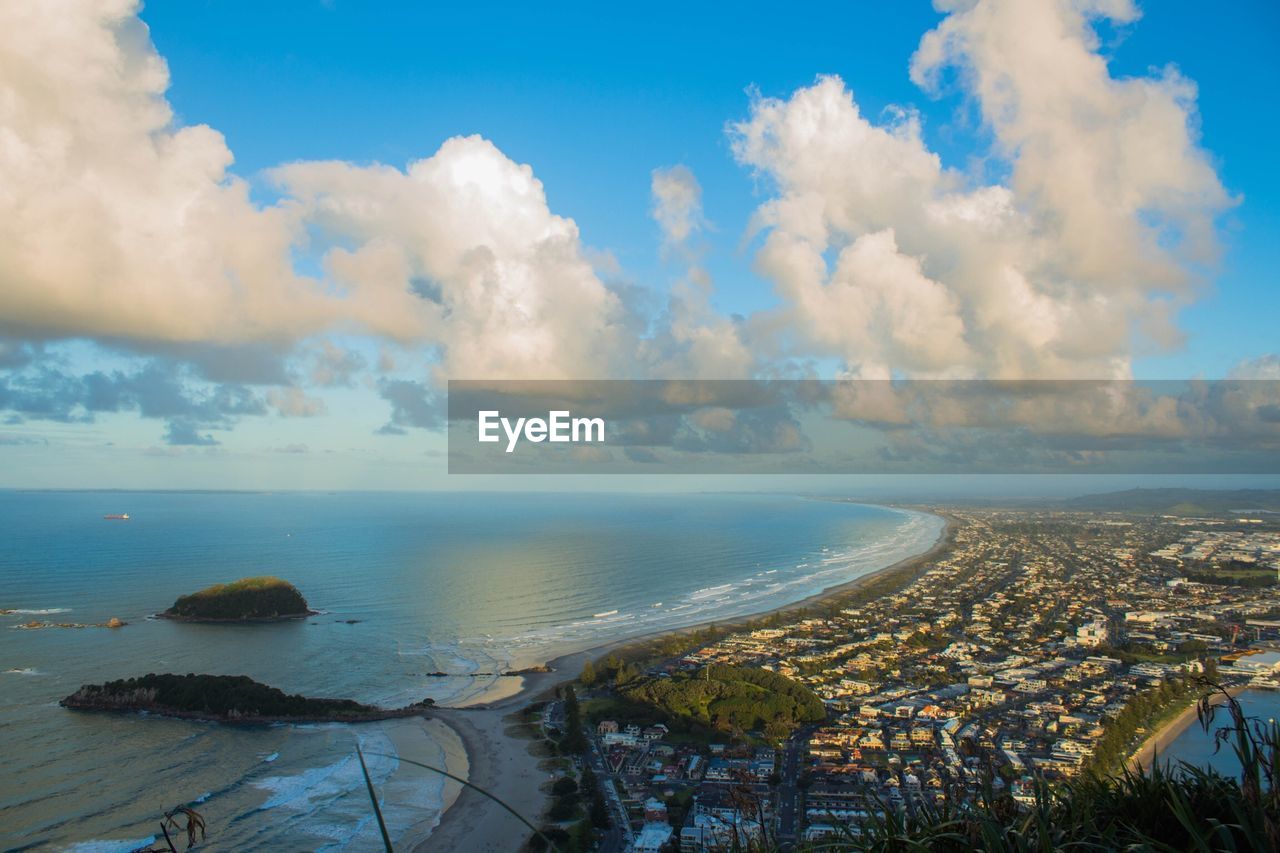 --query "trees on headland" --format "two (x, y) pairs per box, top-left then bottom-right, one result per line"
(619, 665), (825, 737)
